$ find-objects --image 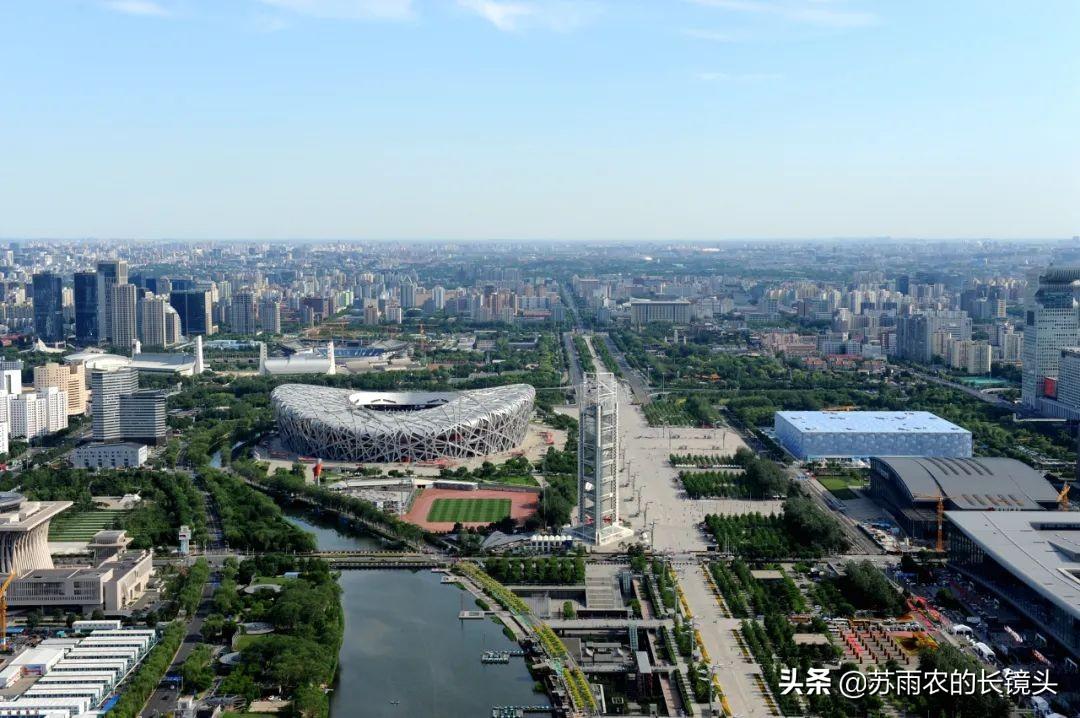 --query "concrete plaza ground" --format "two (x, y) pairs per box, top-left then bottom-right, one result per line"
(612, 382), (783, 553)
